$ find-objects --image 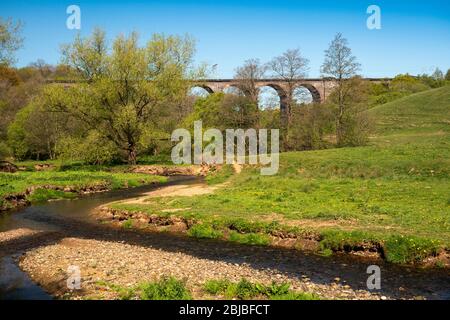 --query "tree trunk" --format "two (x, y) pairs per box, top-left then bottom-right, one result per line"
(336, 81), (345, 146)
(127, 145), (137, 165)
